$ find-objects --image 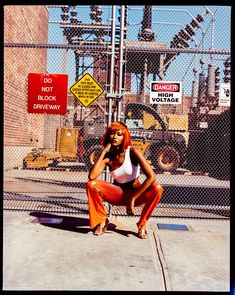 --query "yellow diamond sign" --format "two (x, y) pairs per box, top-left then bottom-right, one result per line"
(69, 73), (104, 107)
